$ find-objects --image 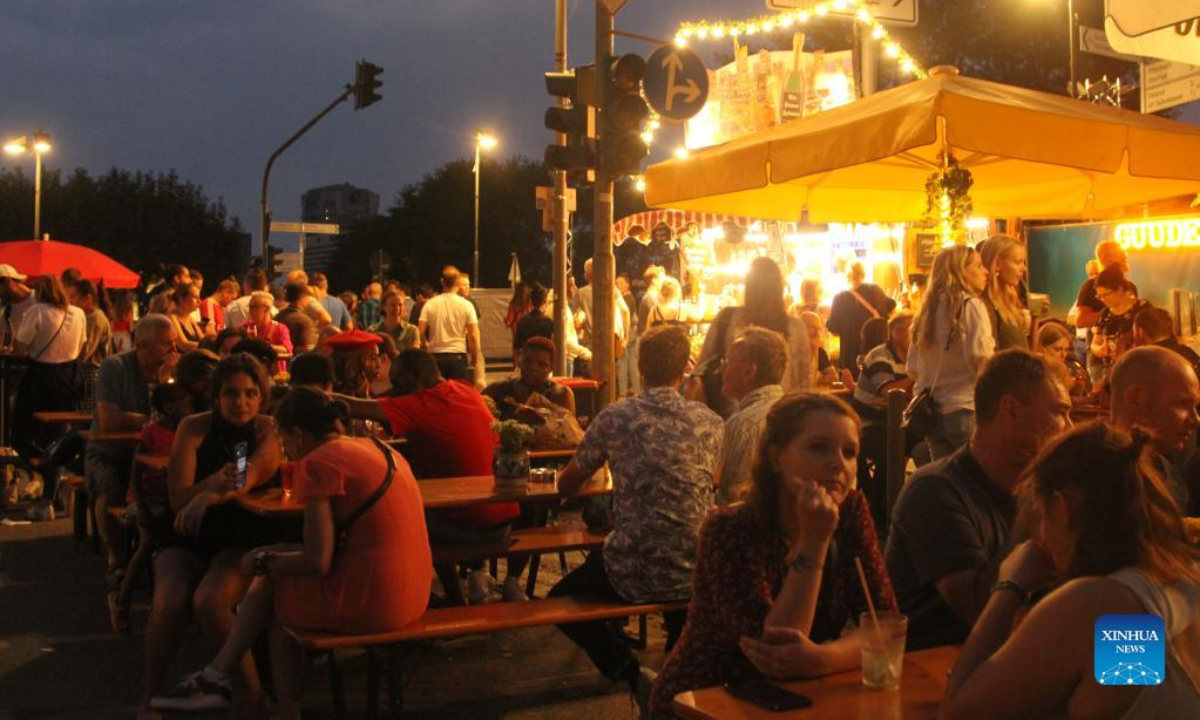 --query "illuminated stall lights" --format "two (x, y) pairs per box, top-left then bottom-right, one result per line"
(1115, 218), (1200, 251)
(674, 0), (927, 80)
